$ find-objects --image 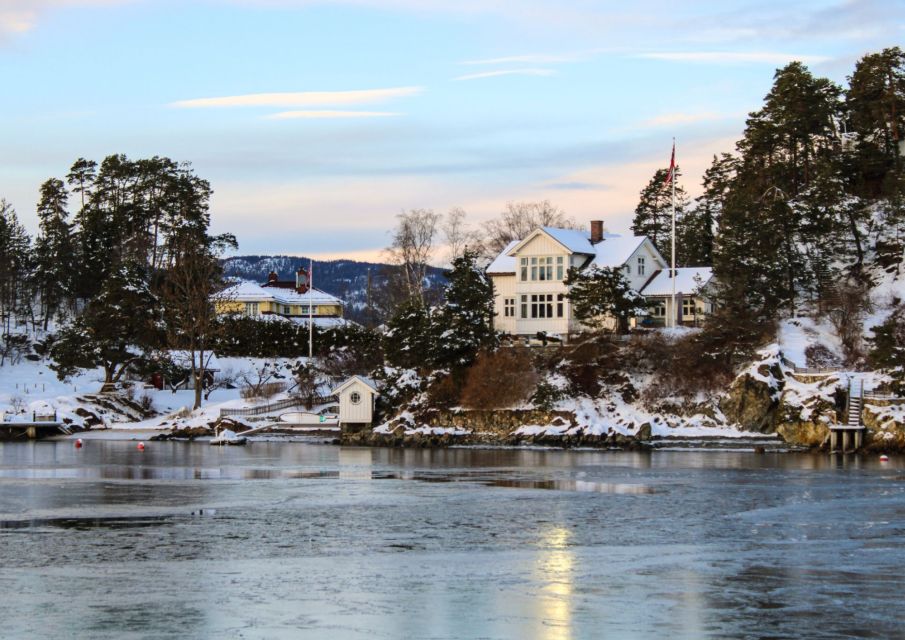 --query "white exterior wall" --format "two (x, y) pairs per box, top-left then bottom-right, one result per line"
(511, 234), (575, 336)
(338, 381), (375, 424)
(491, 273), (517, 334)
(621, 241), (668, 291)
